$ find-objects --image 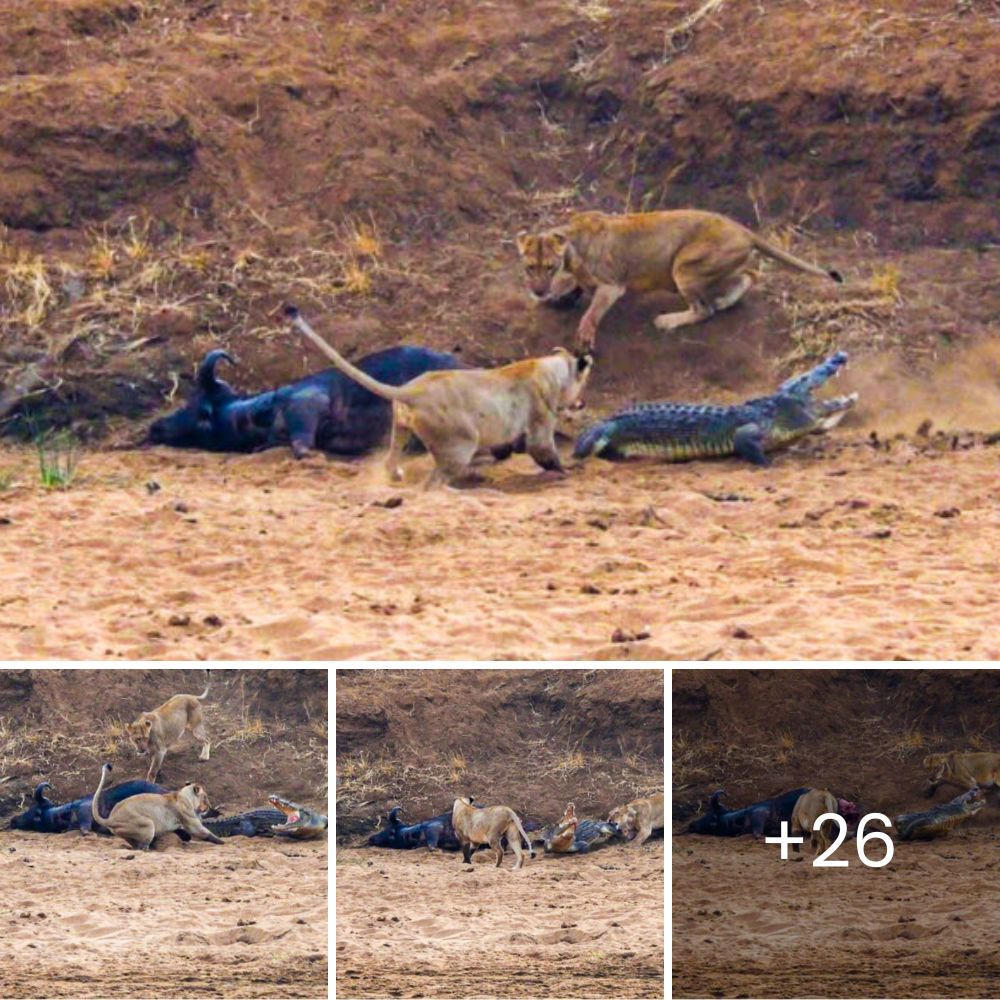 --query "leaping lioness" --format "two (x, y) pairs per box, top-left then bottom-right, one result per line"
(516, 209), (843, 346)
